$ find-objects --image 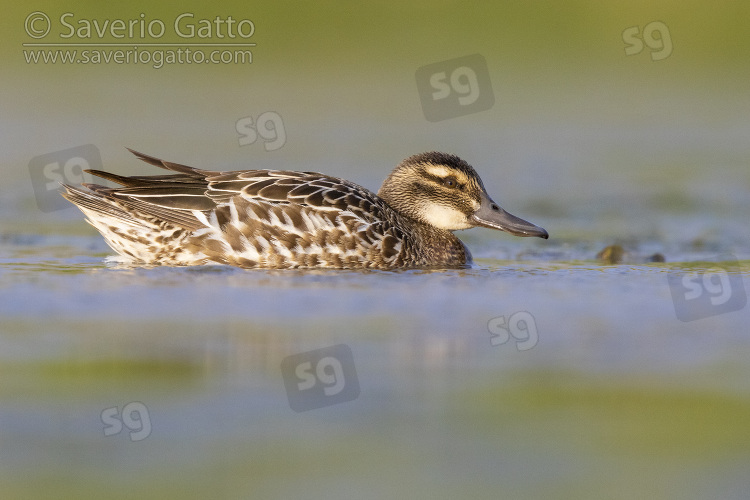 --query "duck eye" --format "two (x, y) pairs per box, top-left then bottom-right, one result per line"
(442, 177), (457, 188)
